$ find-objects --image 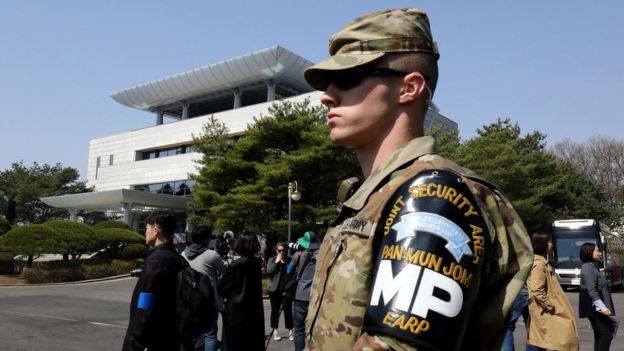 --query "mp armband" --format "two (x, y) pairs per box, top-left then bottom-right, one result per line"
(363, 170), (489, 351)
